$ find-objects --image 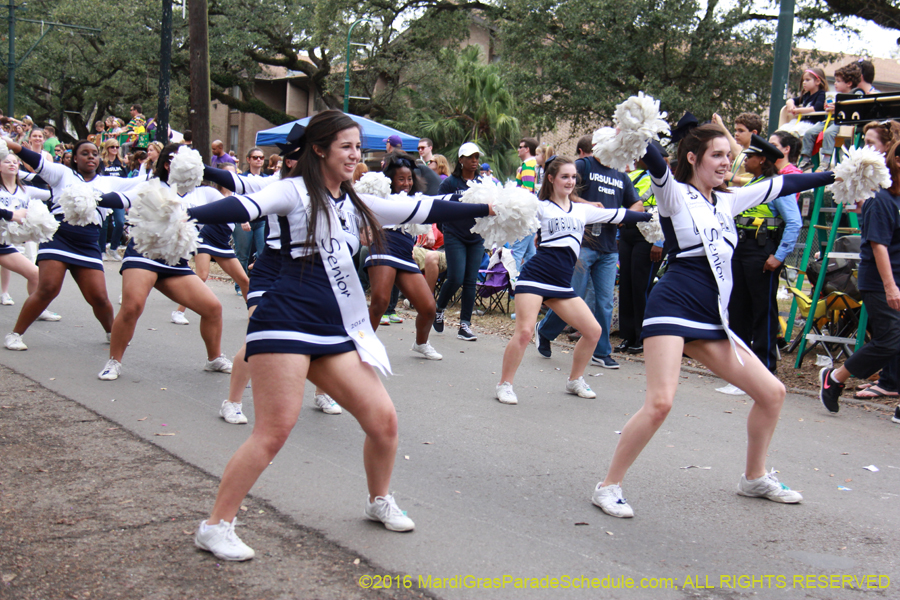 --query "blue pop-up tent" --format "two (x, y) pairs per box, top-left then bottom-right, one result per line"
(255, 113), (419, 152)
